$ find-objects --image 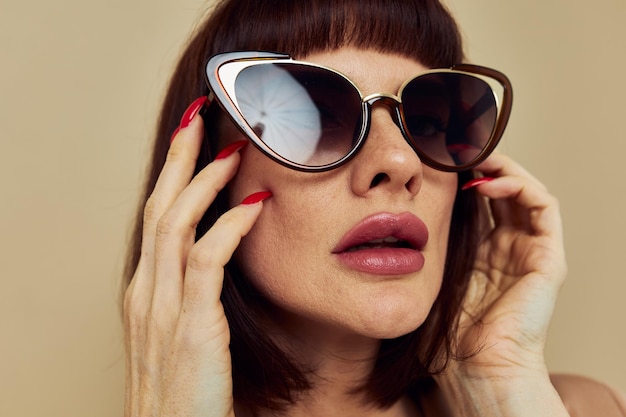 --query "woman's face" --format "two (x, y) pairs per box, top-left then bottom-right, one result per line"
(226, 47), (458, 340)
